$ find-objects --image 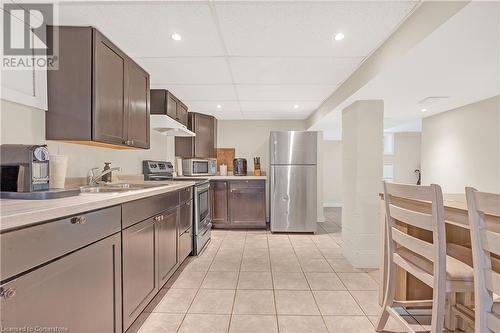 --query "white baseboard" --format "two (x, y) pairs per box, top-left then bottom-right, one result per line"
(323, 202), (343, 208)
